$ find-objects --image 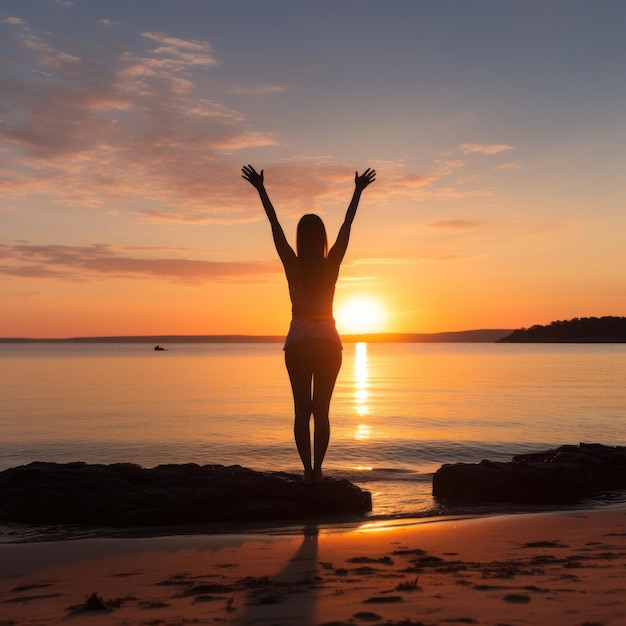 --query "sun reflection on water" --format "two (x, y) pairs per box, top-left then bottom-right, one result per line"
(354, 424), (371, 440)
